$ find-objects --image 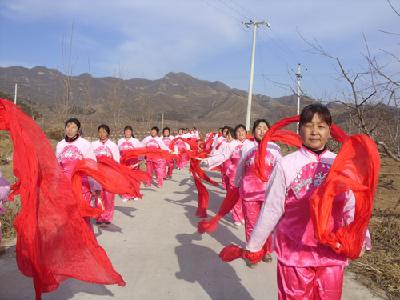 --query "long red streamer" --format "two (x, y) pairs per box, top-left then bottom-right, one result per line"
(220, 115), (379, 262)
(0, 99), (125, 300)
(71, 156), (150, 218)
(120, 147), (172, 164)
(310, 134), (380, 259)
(170, 137), (219, 216)
(197, 187), (239, 233)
